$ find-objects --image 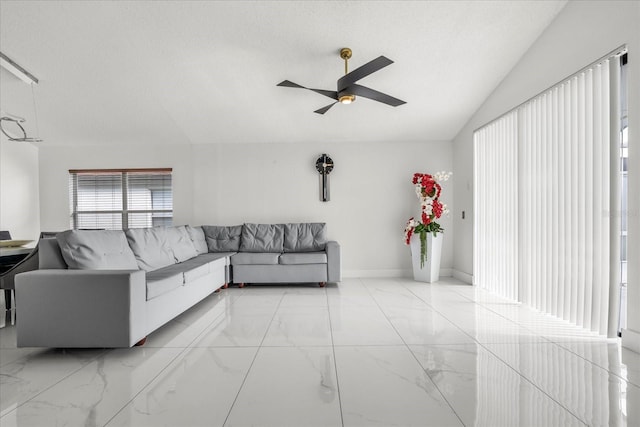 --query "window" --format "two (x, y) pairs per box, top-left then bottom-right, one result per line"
(69, 169), (173, 230)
